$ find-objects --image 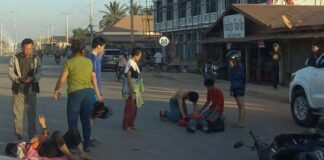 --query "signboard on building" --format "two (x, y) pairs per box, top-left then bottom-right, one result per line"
(223, 14), (245, 39)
